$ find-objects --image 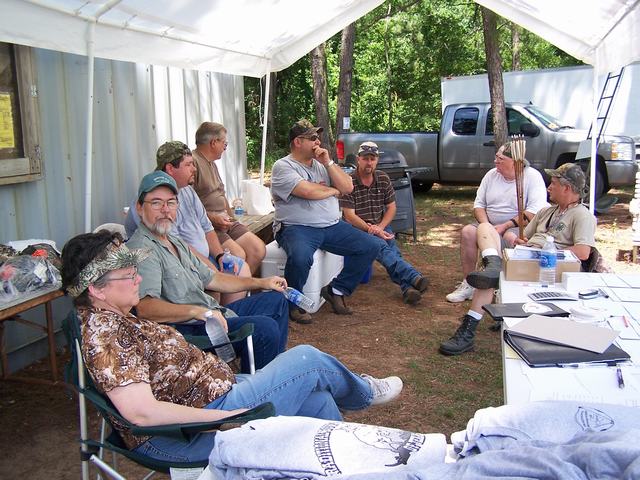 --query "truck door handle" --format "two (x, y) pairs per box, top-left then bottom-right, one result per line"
(483, 141), (495, 147)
